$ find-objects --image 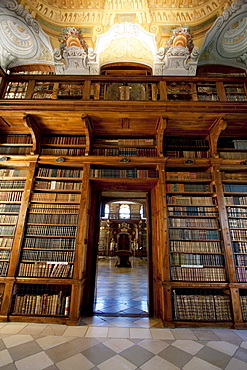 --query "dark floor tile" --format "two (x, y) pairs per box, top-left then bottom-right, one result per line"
(196, 346), (232, 368)
(69, 337), (101, 352)
(0, 338), (6, 351)
(45, 342), (79, 363)
(233, 347), (247, 362)
(82, 343), (116, 366)
(120, 344), (154, 366)
(0, 364), (17, 370)
(158, 345), (193, 368)
(8, 341), (42, 362)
